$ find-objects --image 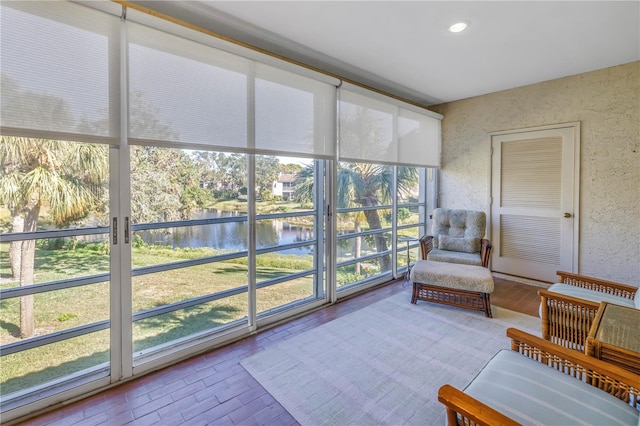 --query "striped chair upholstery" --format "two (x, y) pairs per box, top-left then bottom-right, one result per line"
(464, 350), (639, 425)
